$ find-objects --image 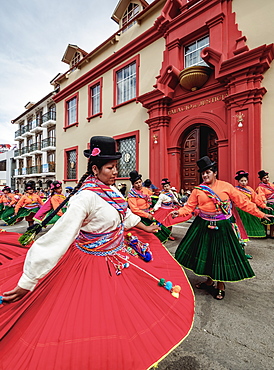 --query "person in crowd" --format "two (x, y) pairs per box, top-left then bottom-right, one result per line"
(33, 181), (67, 225)
(172, 156), (273, 300)
(0, 186), (18, 223)
(152, 178), (182, 240)
(178, 189), (191, 205)
(36, 188), (45, 199)
(256, 170), (274, 237)
(65, 186), (73, 197)
(0, 136), (194, 369)
(13, 189), (22, 202)
(10, 182), (44, 227)
(143, 178), (159, 206)
(119, 182), (127, 197)
(235, 170), (270, 239)
(127, 170), (171, 242)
